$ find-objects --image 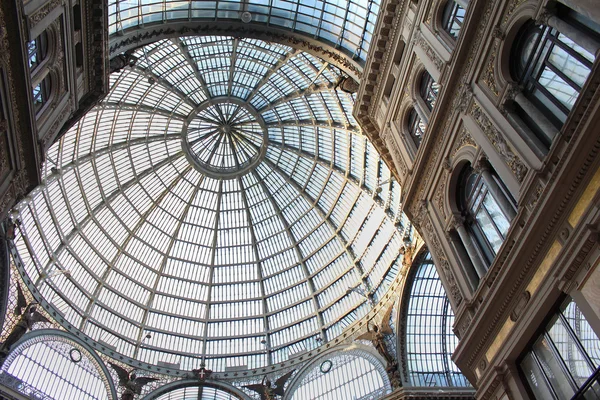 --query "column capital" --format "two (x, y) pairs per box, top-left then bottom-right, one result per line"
(473, 157), (490, 175)
(450, 214), (466, 231)
(536, 9), (553, 26)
